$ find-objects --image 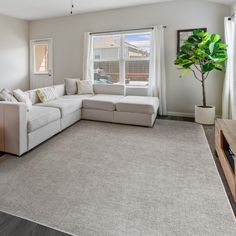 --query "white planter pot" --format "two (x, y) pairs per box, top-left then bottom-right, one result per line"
(195, 105), (215, 125)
